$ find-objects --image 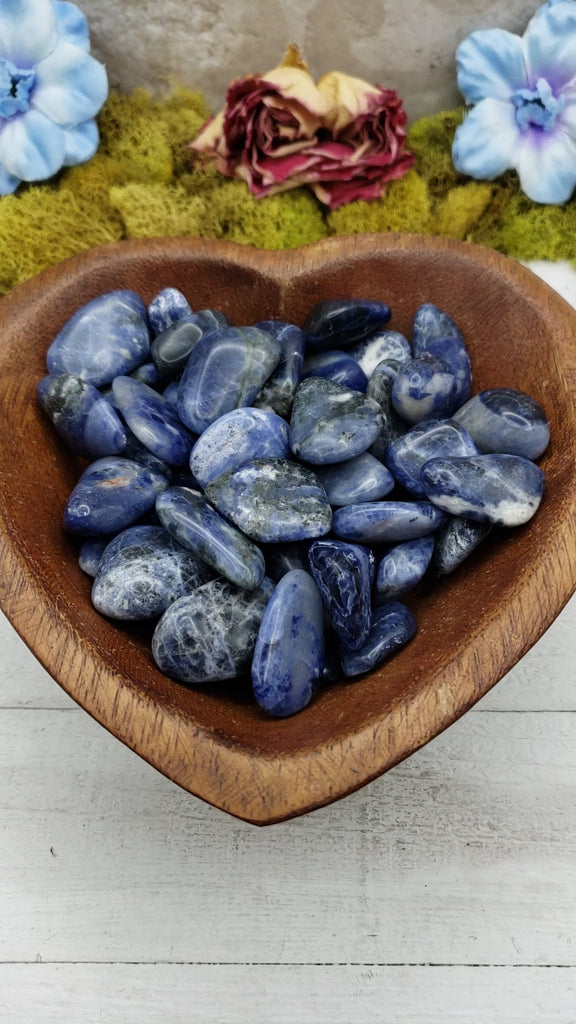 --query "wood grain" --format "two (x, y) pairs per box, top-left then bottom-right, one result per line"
(0, 234), (575, 824)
